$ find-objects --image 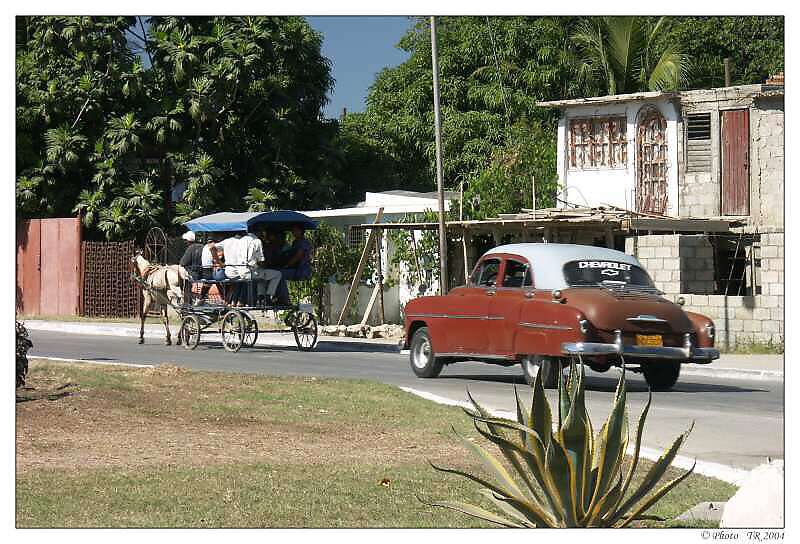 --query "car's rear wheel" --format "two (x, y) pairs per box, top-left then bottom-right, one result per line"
(642, 361), (681, 391)
(521, 355), (559, 389)
(409, 327), (443, 378)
